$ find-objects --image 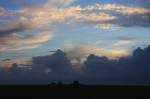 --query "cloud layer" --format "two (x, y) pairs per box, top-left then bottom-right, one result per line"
(0, 0), (149, 53)
(0, 45), (150, 84)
